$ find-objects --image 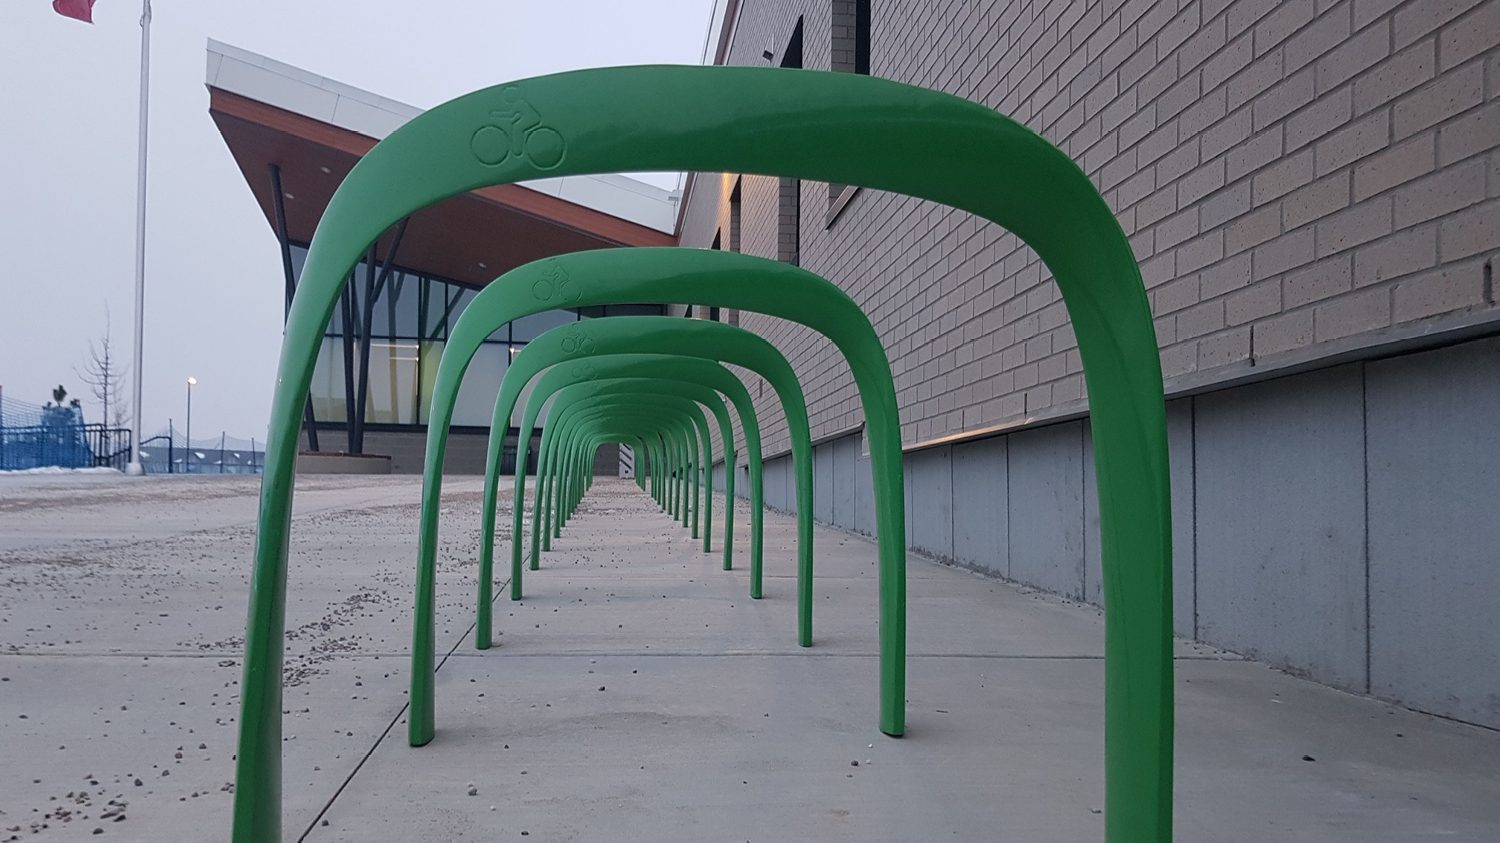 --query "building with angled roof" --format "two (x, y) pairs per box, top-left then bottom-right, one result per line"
(206, 0), (1500, 737)
(673, 0), (1499, 732)
(206, 40), (678, 473)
